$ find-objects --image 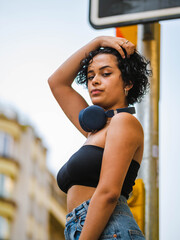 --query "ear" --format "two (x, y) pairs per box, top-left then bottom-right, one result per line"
(124, 82), (133, 91)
